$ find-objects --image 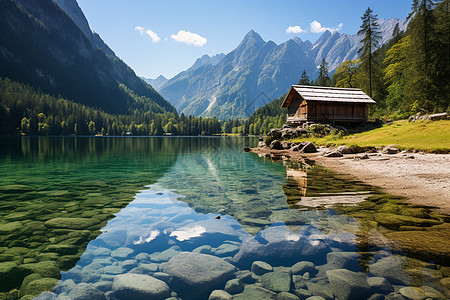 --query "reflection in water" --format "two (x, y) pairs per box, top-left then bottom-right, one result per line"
(0, 137), (449, 299)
